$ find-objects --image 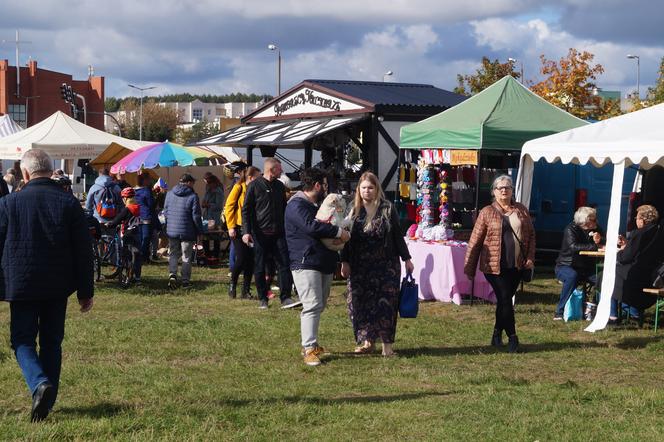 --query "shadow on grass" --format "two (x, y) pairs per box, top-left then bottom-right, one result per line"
(614, 335), (664, 349)
(219, 391), (453, 407)
(394, 340), (609, 357)
(98, 277), (215, 295)
(56, 402), (133, 418)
